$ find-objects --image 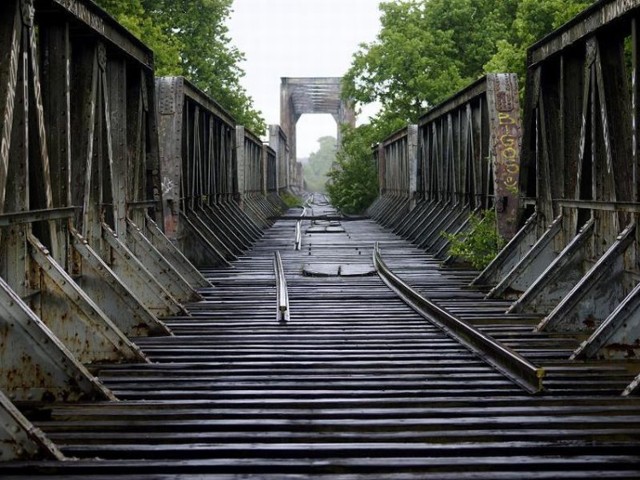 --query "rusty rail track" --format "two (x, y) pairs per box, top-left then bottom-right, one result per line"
(2, 199), (640, 478)
(273, 251), (290, 323)
(373, 242), (545, 394)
